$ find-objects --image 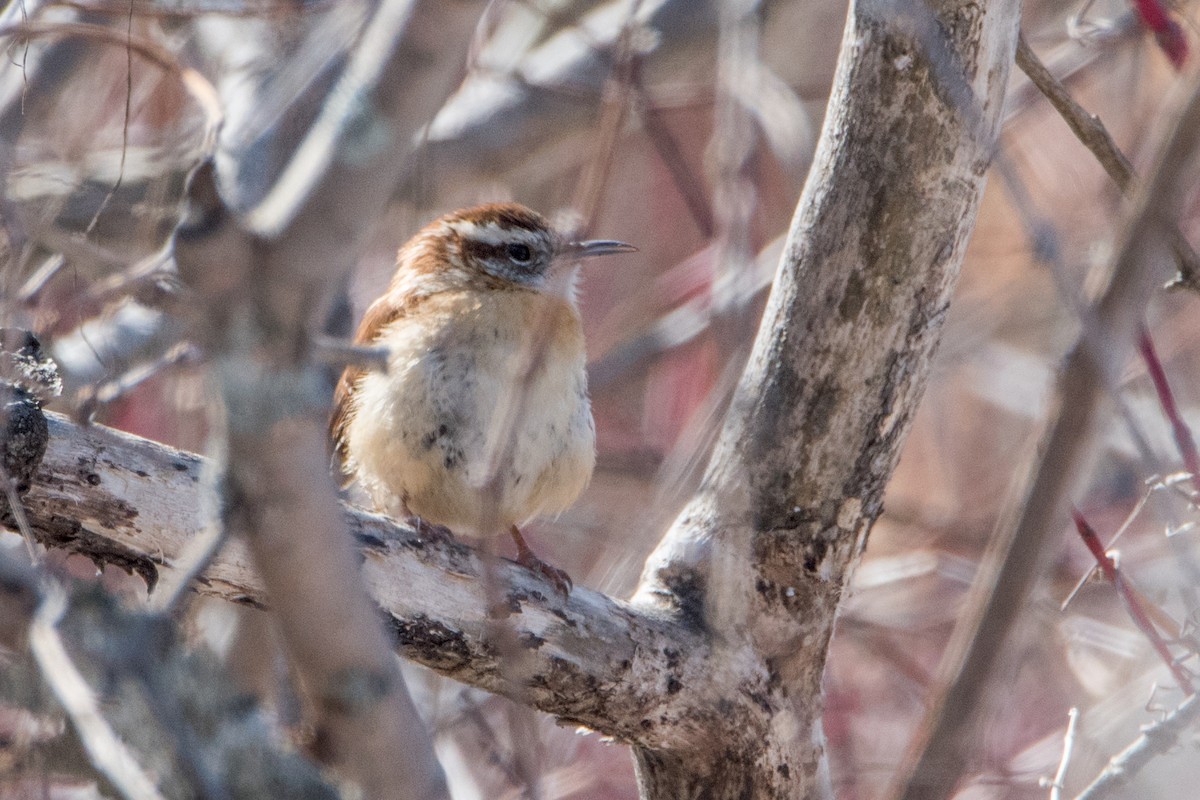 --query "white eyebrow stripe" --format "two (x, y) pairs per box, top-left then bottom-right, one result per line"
(444, 219), (542, 247)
